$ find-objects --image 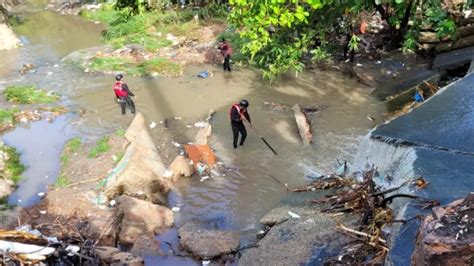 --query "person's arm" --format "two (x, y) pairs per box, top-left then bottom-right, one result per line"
(230, 107), (241, 122)
(244, 110), (251, 124)
(122, 83), (135, 97)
